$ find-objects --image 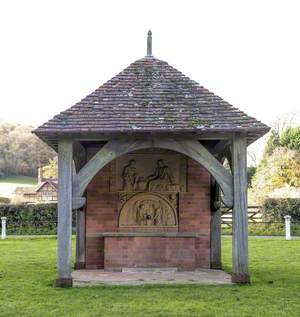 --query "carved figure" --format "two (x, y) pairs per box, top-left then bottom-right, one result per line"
(152, 202), (163, 226)
(134, 199), (172, 226)
(119, 192), (178, 228)
(122, 160), (138, 190)
(136, 203), (148, 225)
(147, 159), (175, 191)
